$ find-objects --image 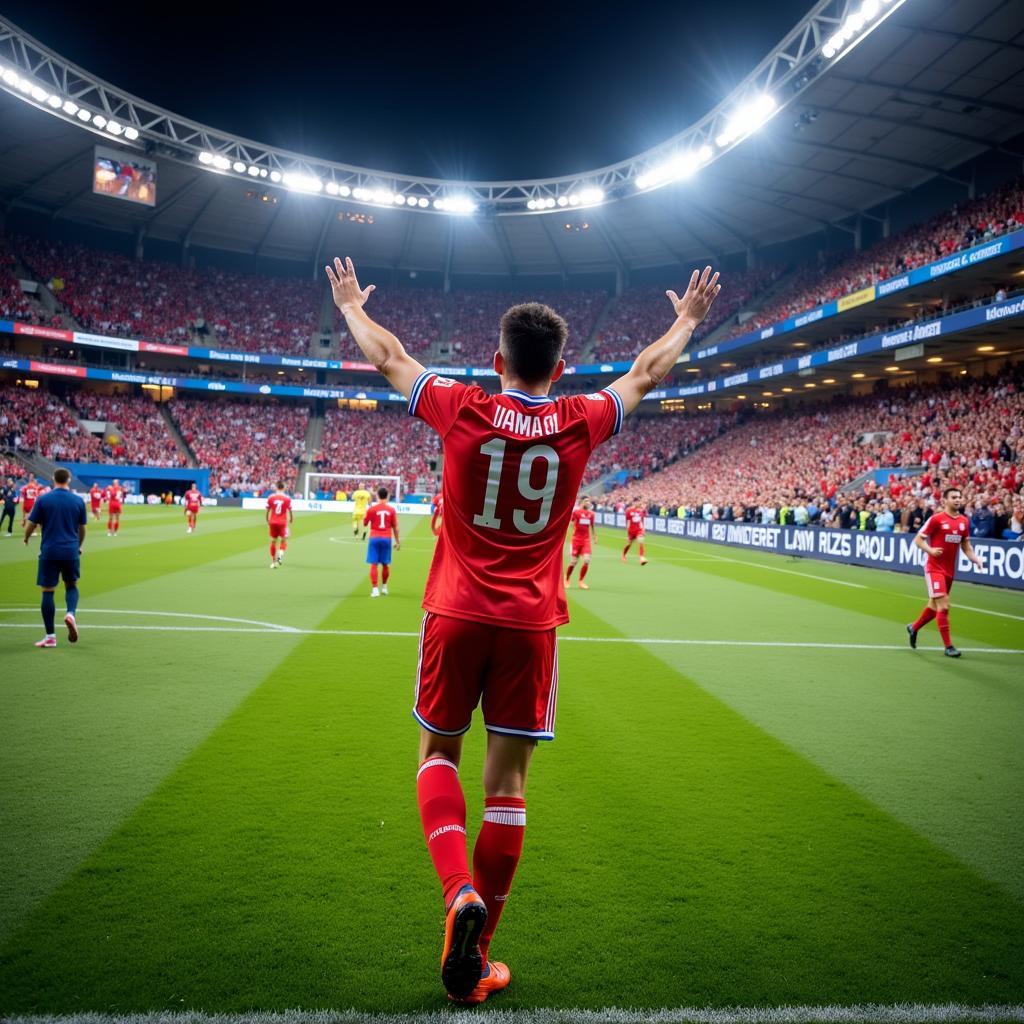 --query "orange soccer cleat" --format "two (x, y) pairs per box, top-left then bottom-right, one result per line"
(449, 960), (511, 1006)
(440, 885), (487, 999)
